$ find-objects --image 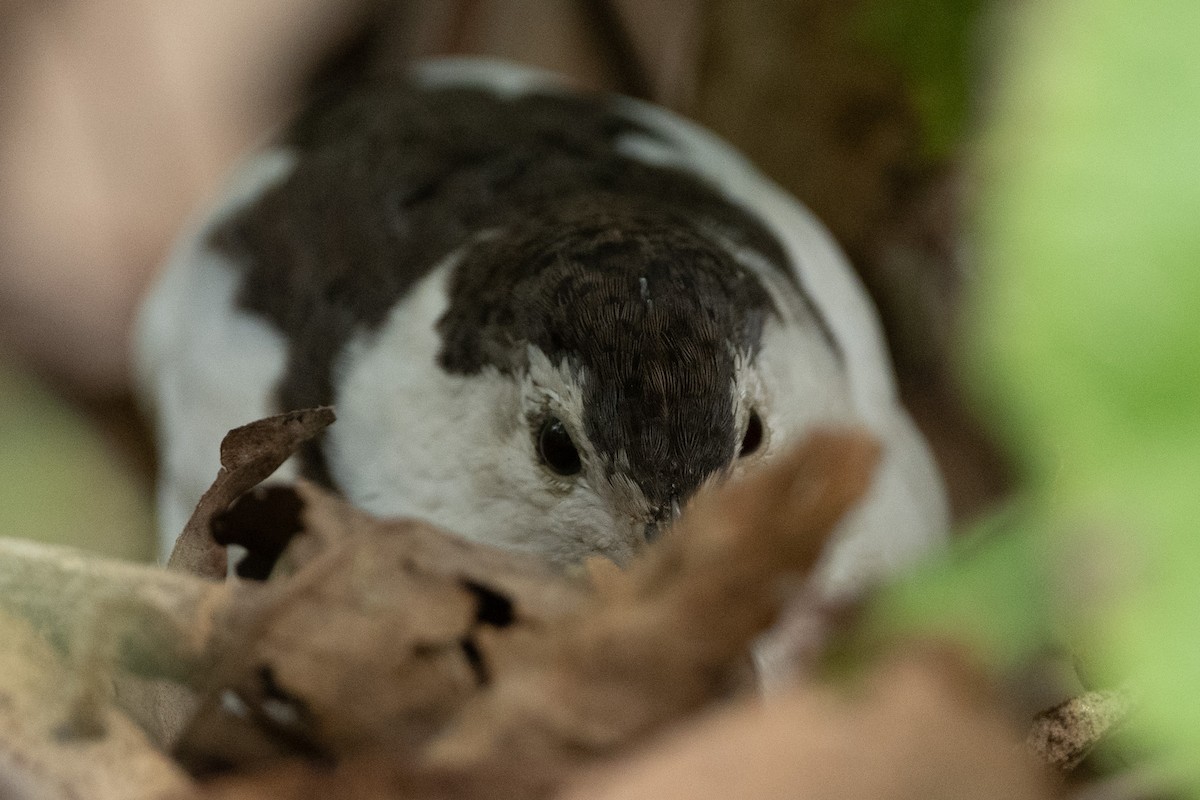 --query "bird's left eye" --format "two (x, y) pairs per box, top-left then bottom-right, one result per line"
(537, 417), (582, 476)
